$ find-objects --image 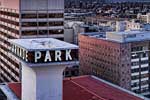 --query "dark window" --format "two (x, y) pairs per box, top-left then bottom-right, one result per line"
(39, 22), (48, 27)
(49, 13), (63, 18)
(38, 13), (47, 18)
(22, 30), (37, 35)
(131, 68), (139, 73)
(22, 22), (37, 27)
(39, 30), (48, 35)
(49, 29), (64, 34)
(22, 14), (37, 18)
(49, 22), (63, 26)
(131, 62), (139, 66)
(141, 67), (148, 72)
